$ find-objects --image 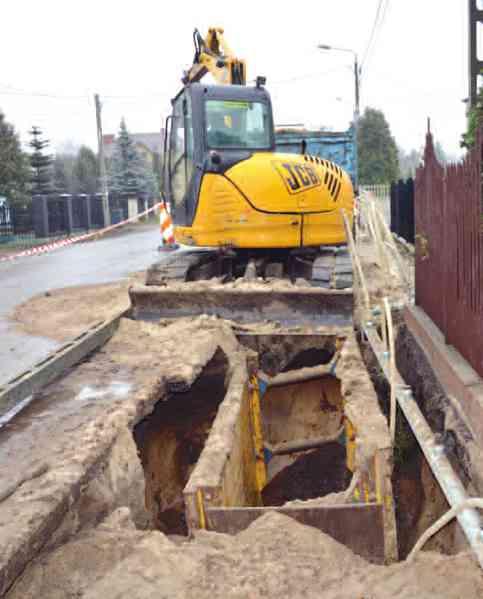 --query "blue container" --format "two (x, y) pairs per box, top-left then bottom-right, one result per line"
(275, 126), (357, 187)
